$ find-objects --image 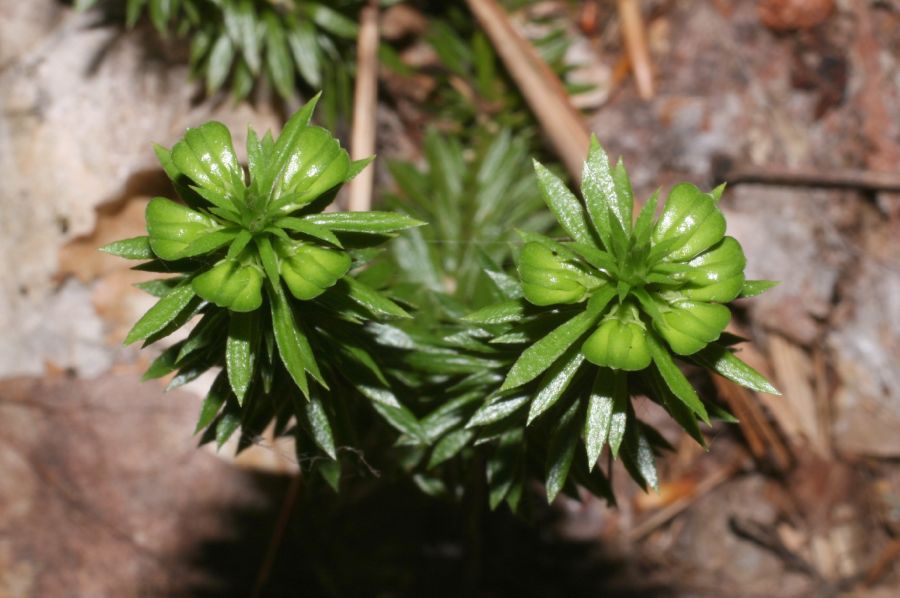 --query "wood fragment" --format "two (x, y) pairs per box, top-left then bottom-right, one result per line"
(627, 457), (744, 542)
(347, 0), (380, 212)
(768, 335), (831, 459)
(617, 0), (654, 99)
(720, 165), (900, 193)
(864, 538), (900, 587)
(713, 325), (793, 471)
(465, 0), (591, 181)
